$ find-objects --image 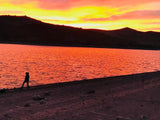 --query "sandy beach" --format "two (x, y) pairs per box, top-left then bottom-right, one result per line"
(0, 71), (160, 120)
